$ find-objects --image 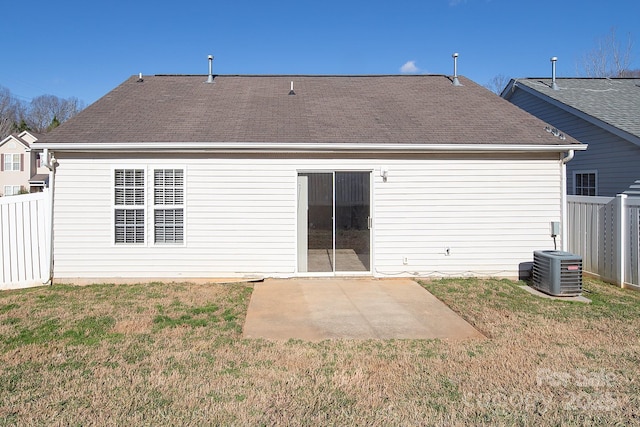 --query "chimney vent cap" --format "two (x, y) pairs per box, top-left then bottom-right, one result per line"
(452, 52), (462, 86)
(205, 54), (215, 84)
